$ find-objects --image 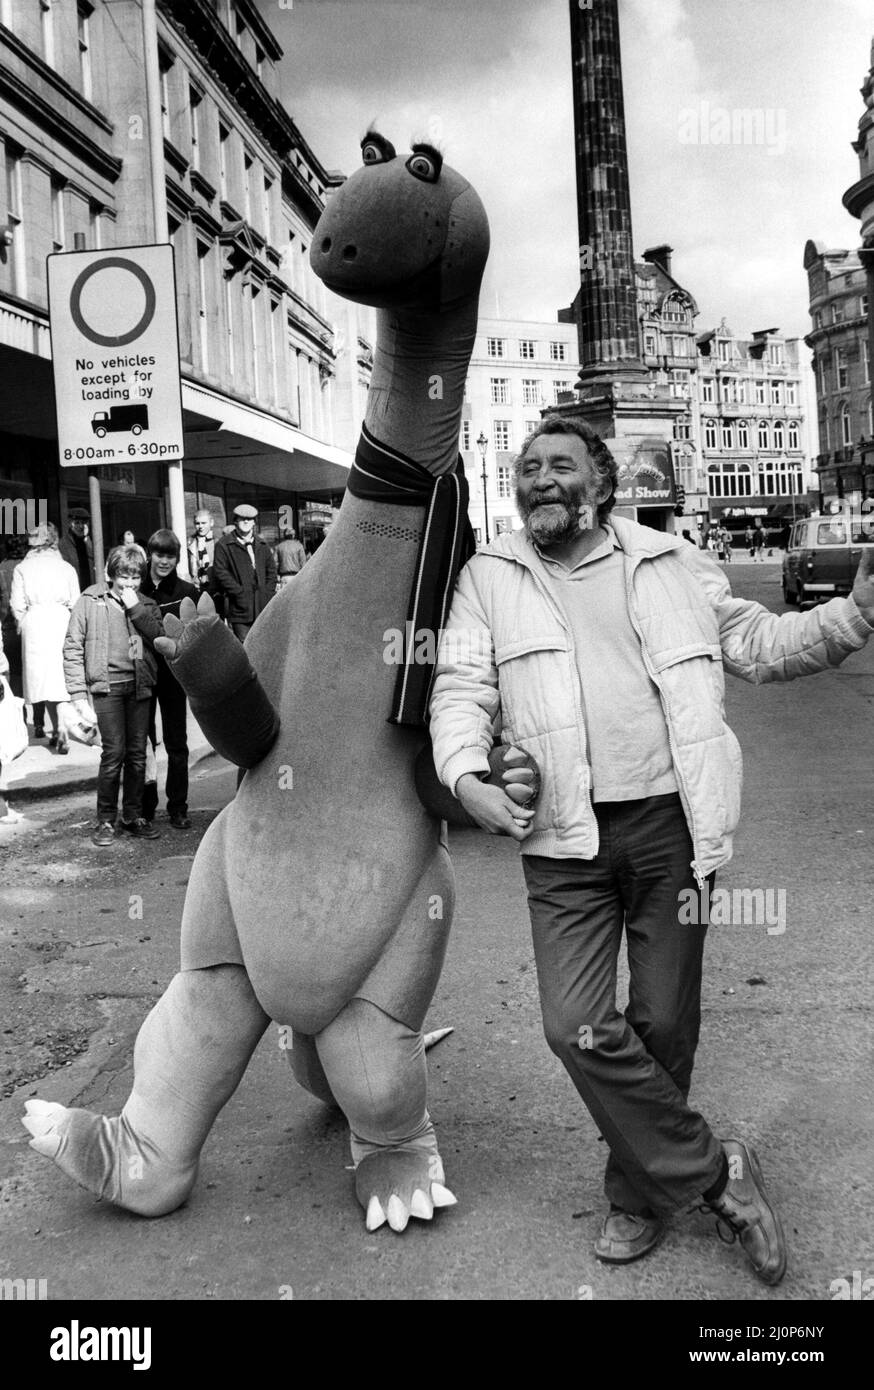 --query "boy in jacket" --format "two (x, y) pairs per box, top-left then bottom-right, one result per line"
(140, 529), (198, 829)
(429, 417), (874, 1286)
(64, 545), (164, 846)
